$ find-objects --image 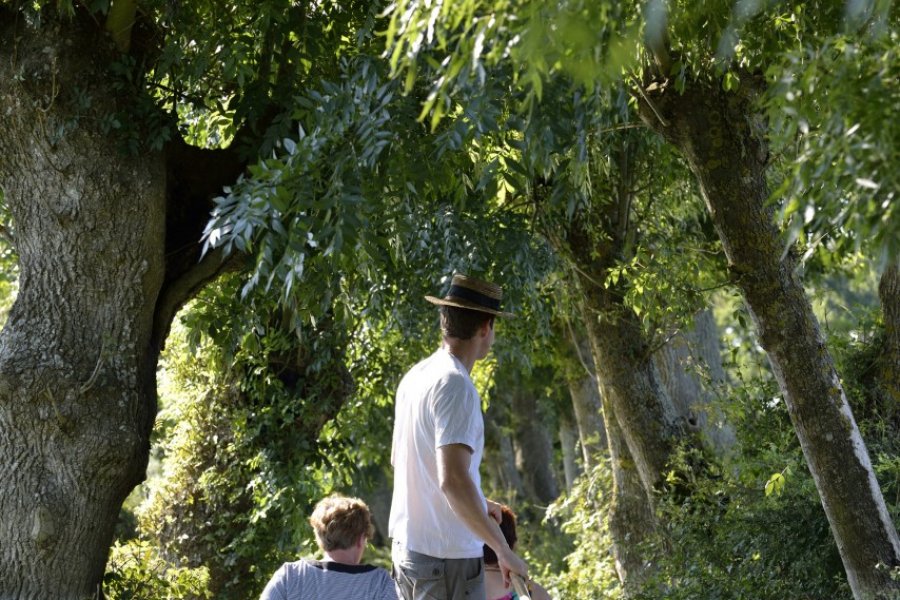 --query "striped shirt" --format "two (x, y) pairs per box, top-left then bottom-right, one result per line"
(260, 559), (398, 600)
